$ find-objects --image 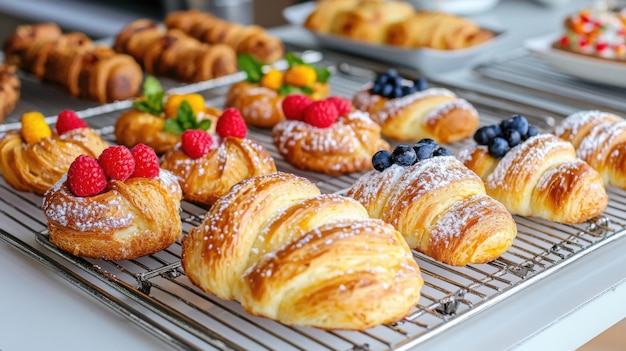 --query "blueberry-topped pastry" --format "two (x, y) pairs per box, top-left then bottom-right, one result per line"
(473, 114), (539, 159)
(372, 138), (452, 171)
